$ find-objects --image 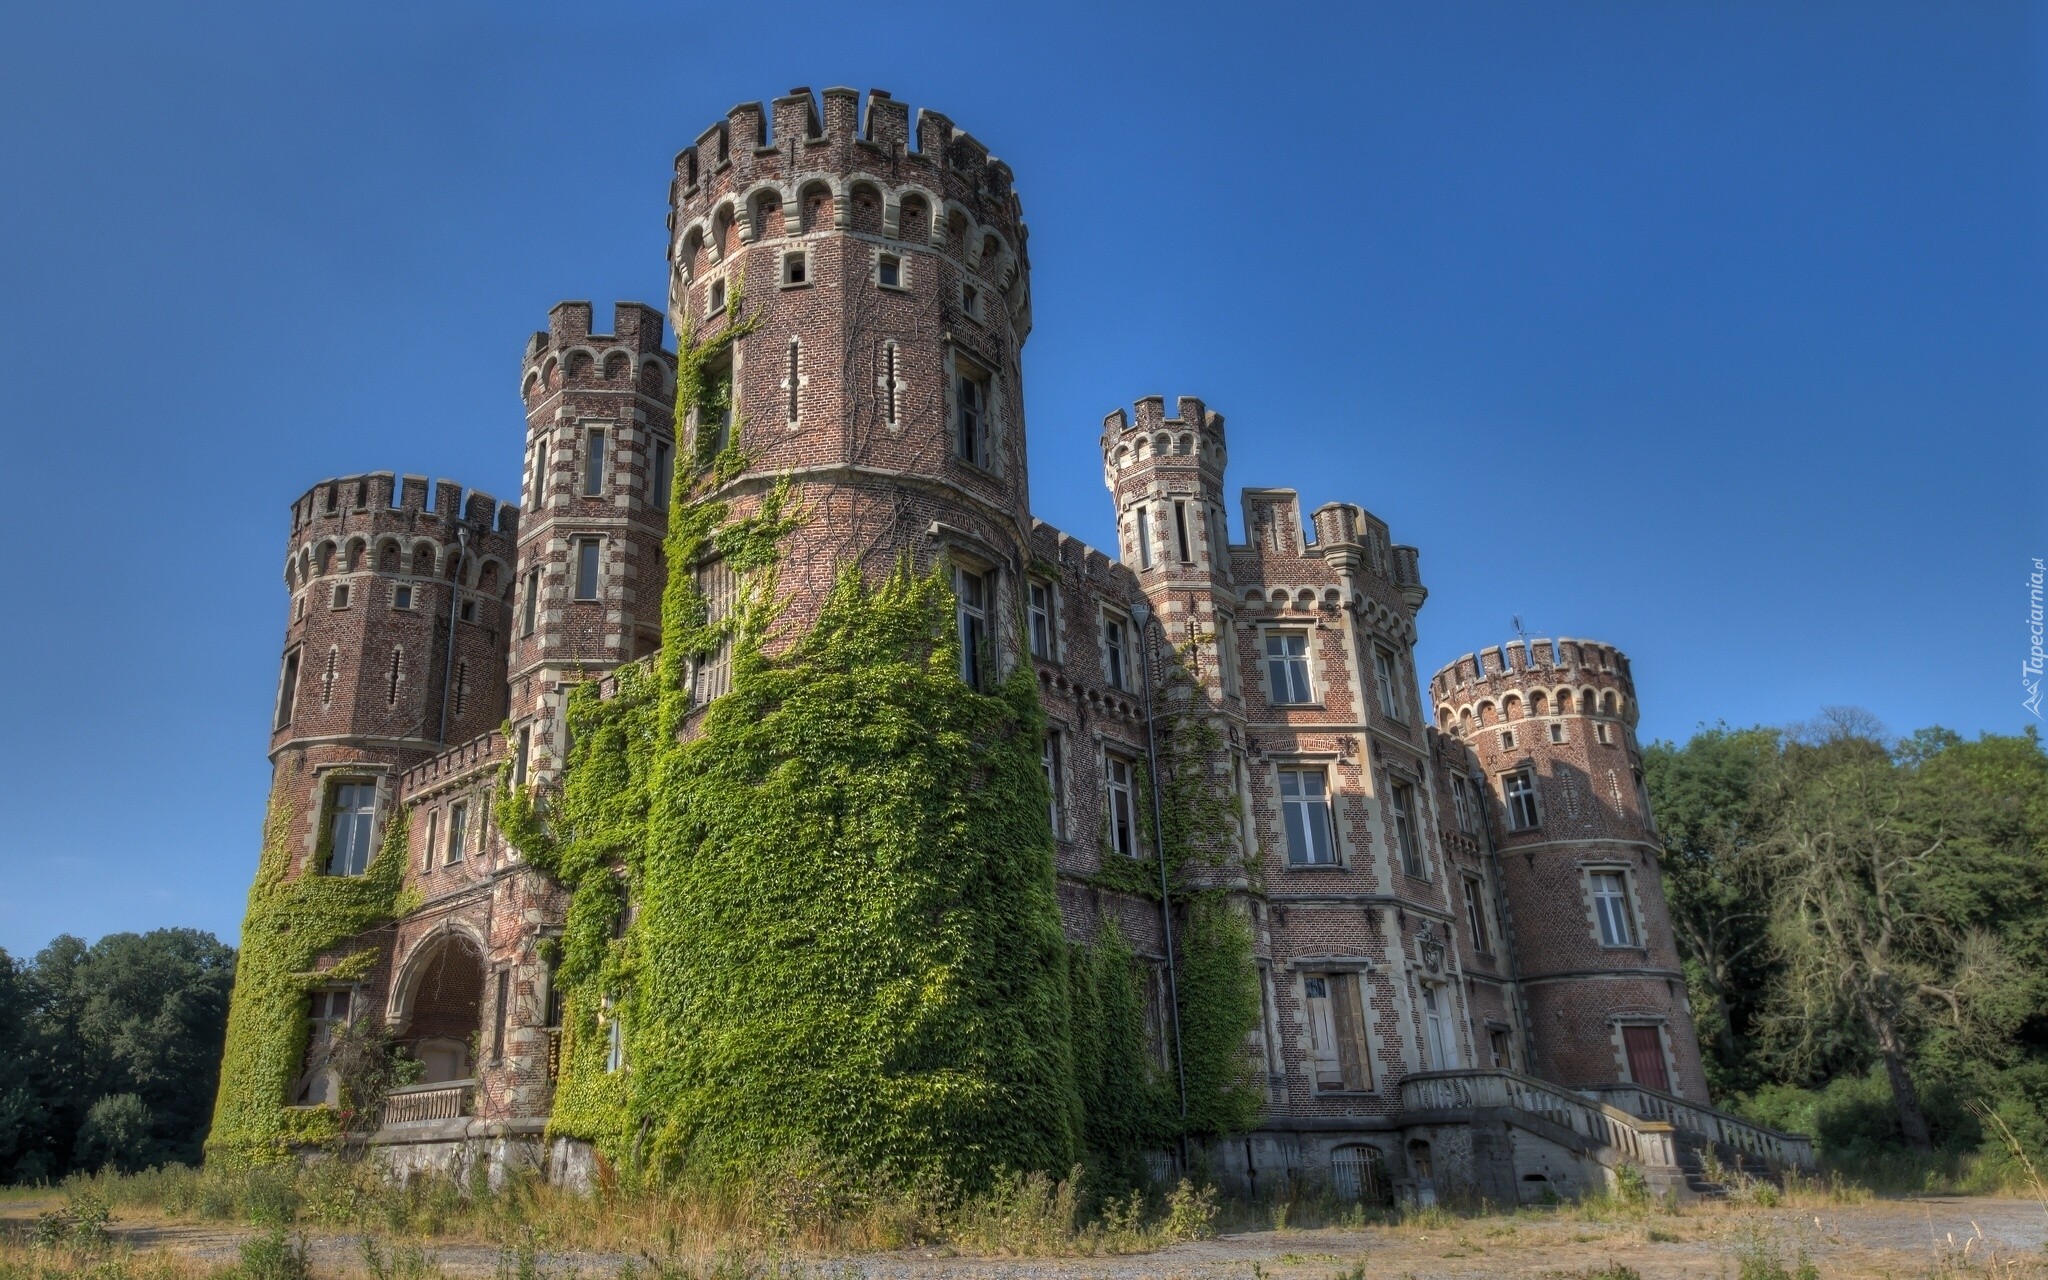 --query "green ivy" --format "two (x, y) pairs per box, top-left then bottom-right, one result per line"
(207, 800), (414, 1165)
